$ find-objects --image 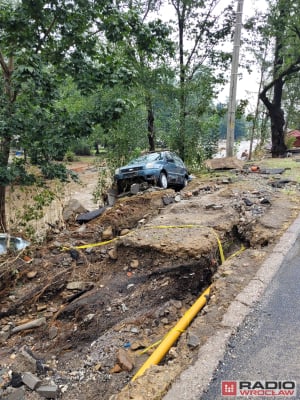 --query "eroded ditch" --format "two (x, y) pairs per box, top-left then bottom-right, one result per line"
(1, 172), (300, 399)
